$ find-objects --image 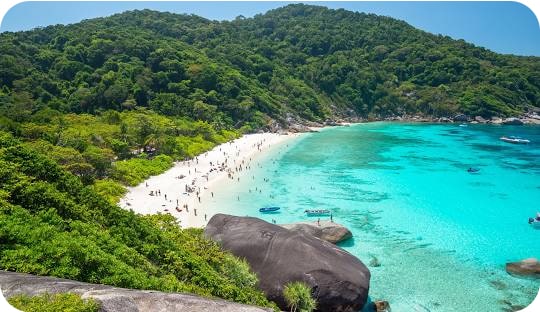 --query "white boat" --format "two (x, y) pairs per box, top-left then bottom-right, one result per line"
(305, 209), (331, 216)
(528, 218), (540, 229)
(500, 136), (530, 144)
